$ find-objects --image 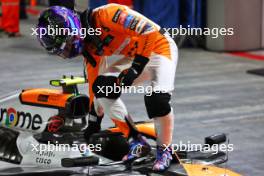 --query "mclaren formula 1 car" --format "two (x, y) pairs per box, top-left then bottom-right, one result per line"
(0, 76), (242, 176)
